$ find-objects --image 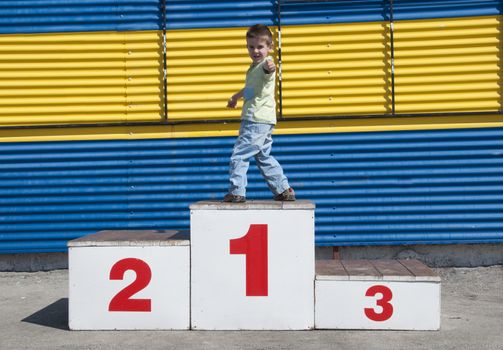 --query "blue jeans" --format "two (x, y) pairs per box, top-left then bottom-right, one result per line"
(229, 120), (290, 197)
